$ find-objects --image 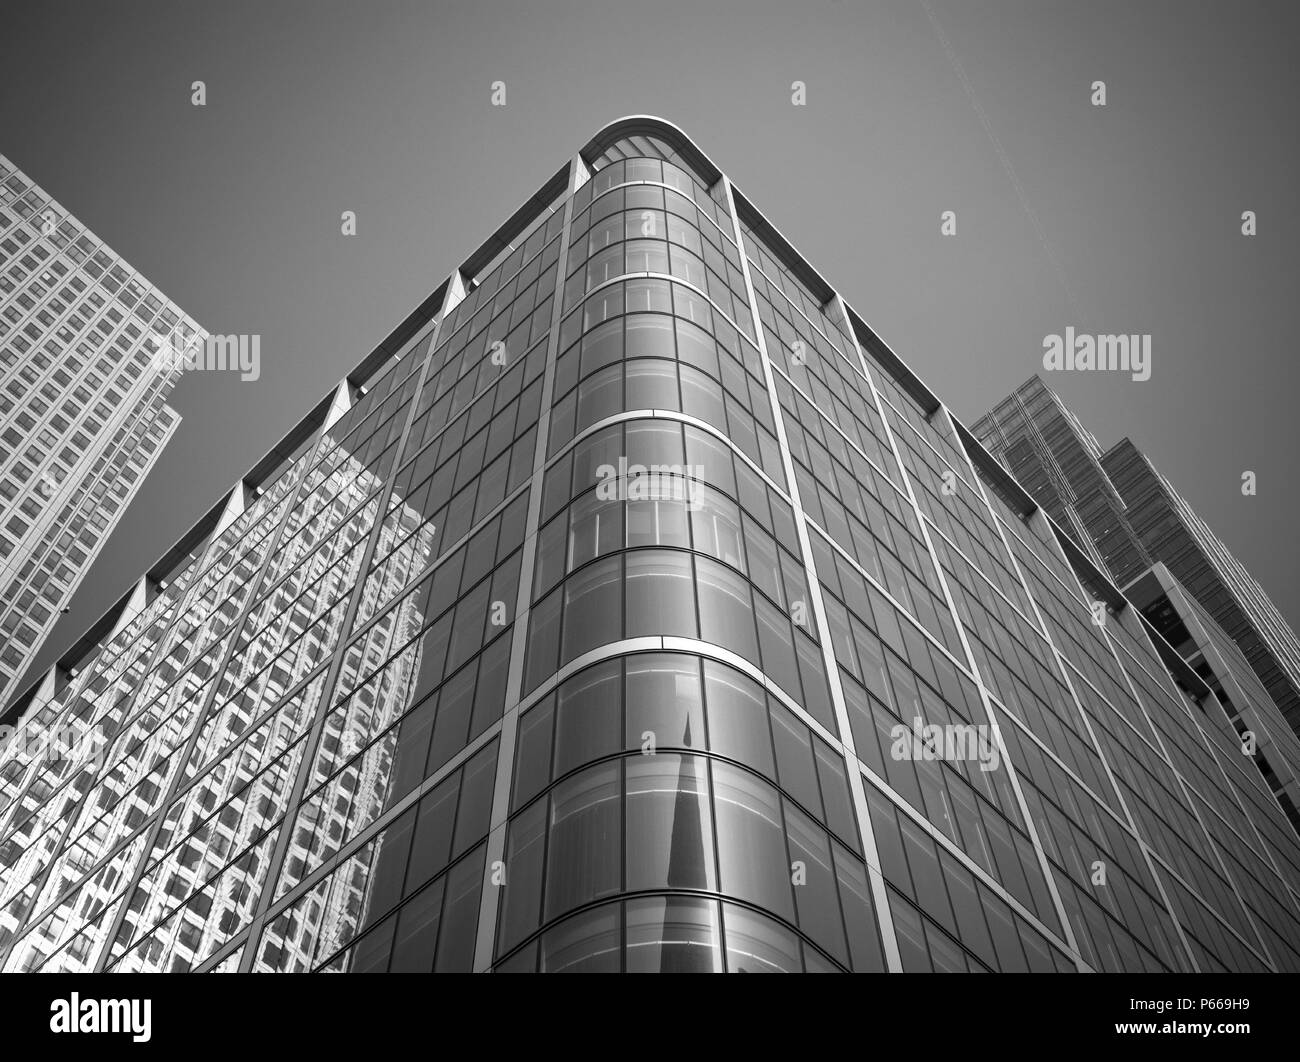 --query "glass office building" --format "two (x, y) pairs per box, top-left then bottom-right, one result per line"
(2, 119), (1300, 974)
(975, 377), (1300, 740)
(0, 153), (200, 711)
